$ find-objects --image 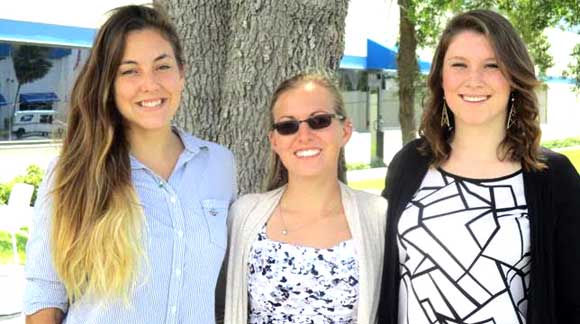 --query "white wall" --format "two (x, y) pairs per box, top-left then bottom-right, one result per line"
(0, 143), (59, 182)
(542, 82), (580, 140)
